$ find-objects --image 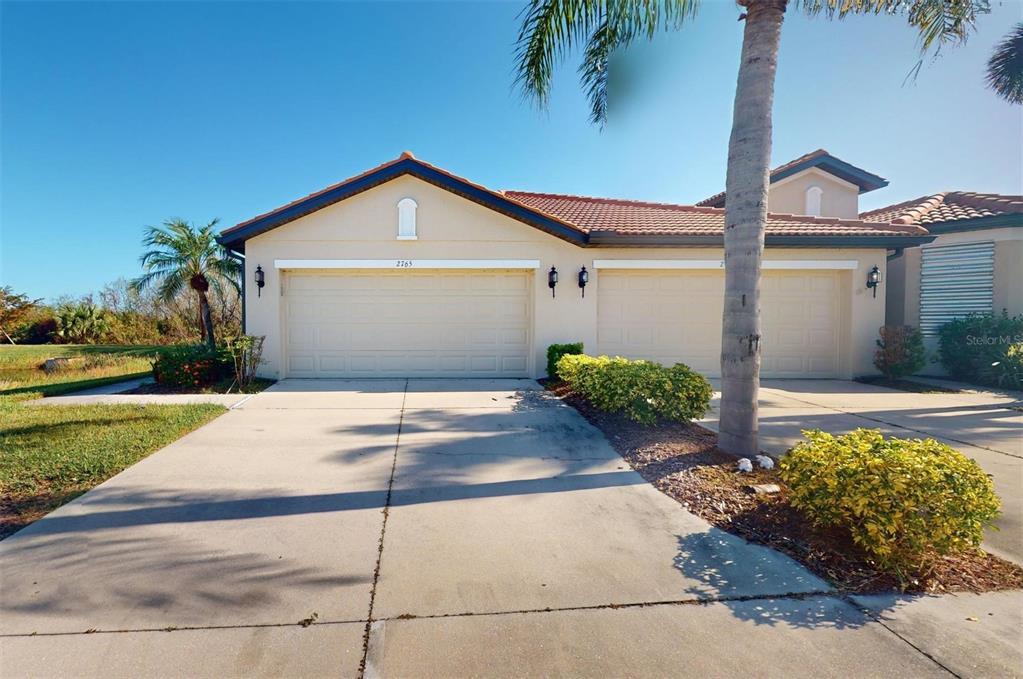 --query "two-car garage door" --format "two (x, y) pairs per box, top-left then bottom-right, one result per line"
(282, 268), (845, 379)
(284, 271), (531, 377)
(597, 270), (843, 378)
